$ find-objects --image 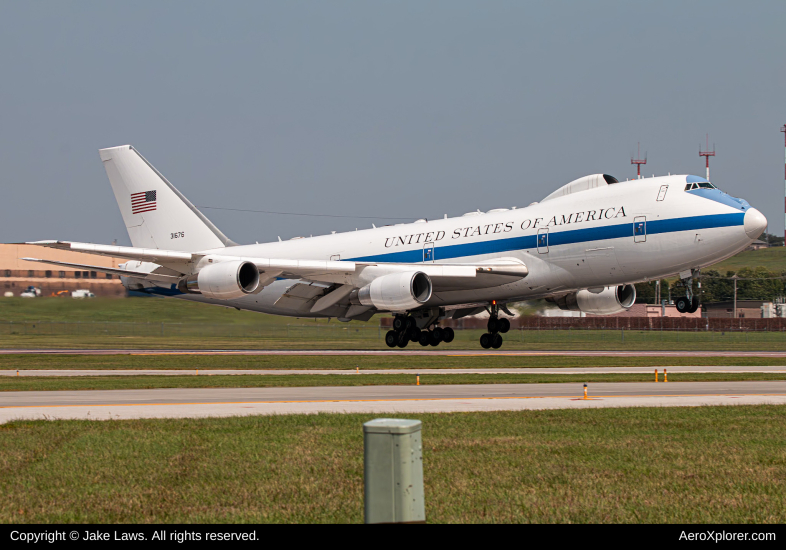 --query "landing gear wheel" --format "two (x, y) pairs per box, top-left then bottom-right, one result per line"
(487, 317), (499, 333)
(442, 327), (455, 343)
(480, 333), (492, 349)
(392, 317), (406, 331)
(409, 327), (422, 342)
(498, 318), (510, 334)
(385, 330), (398, 348)
(430, 328), (443, 347)
(675, 296), (690, 314)
(491, 333), (503, 349)
(688, 296), (700, 314)
(419, 332), (431, 346)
